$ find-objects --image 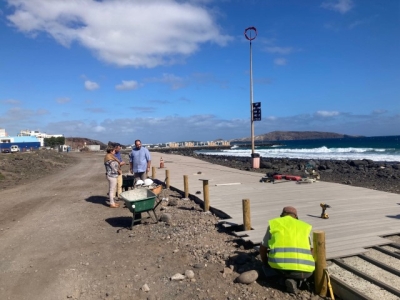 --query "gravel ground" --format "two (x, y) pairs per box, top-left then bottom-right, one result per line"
(364, 248), (400, 271)
(328, 263), (399, 300)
